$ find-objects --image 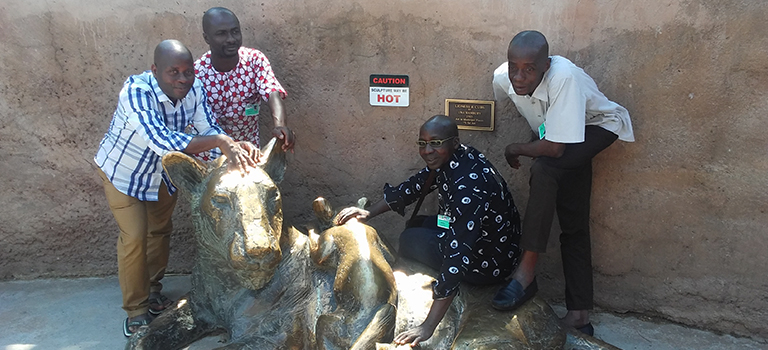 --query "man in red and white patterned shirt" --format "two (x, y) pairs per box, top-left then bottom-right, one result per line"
(195, 7), (295, 161)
